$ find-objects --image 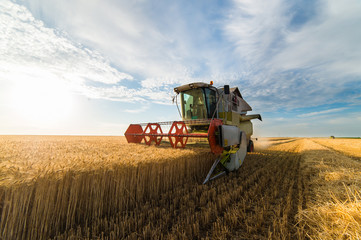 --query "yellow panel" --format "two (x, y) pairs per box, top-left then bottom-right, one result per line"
(231, 112), (240, 126)
(239, 121), (253, 141)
